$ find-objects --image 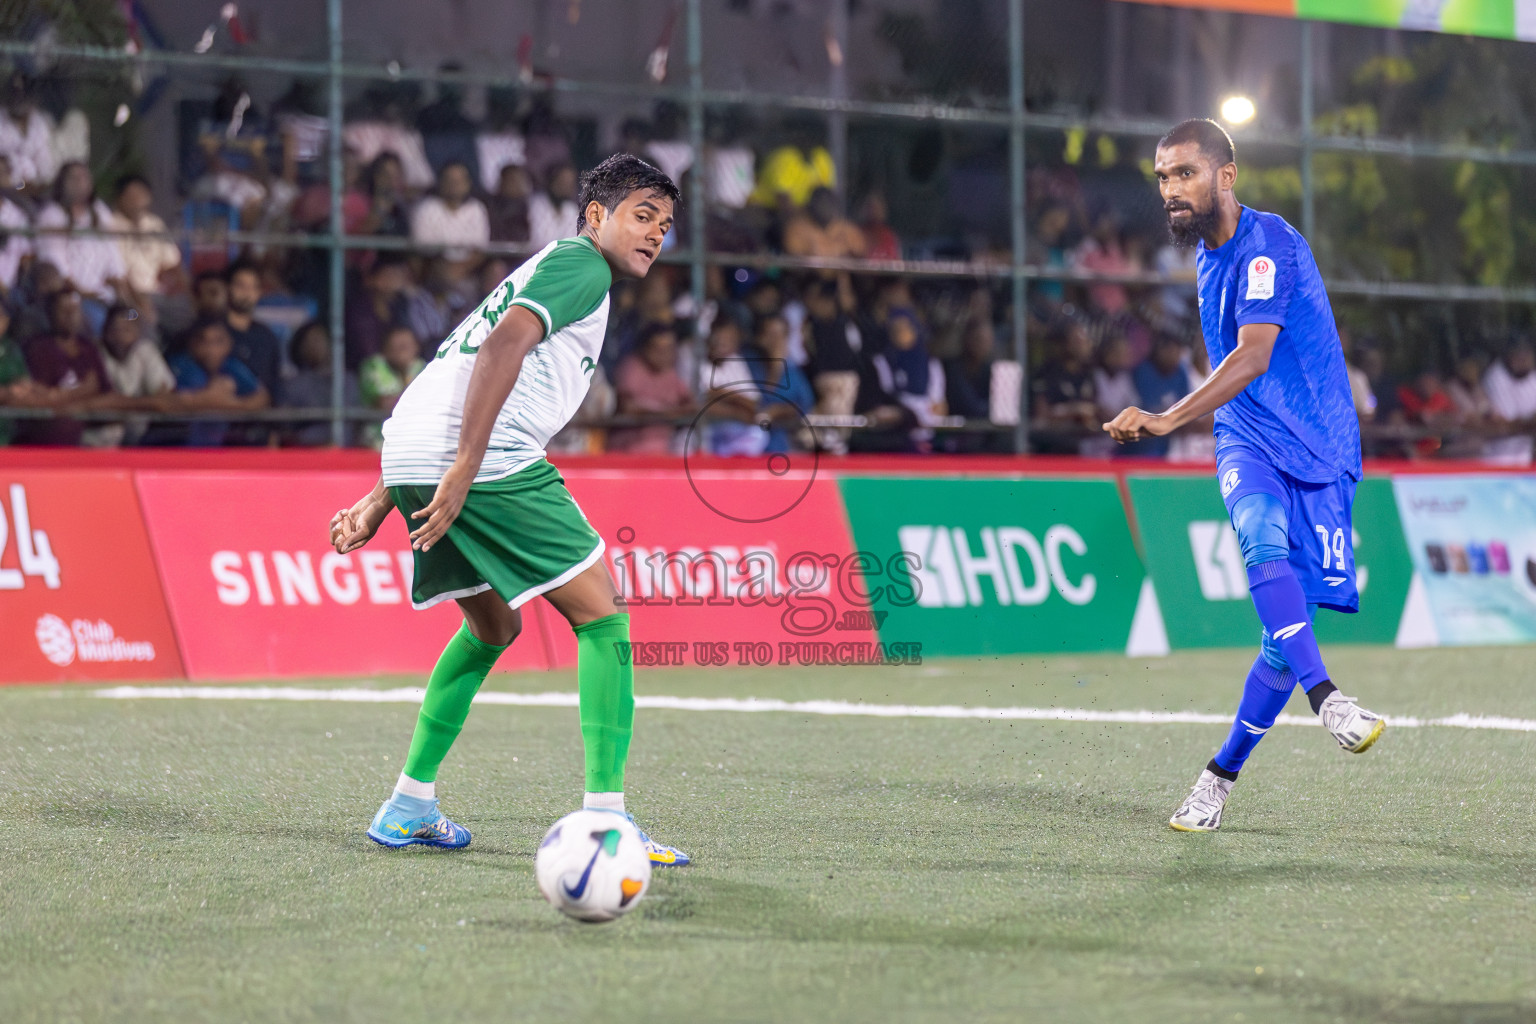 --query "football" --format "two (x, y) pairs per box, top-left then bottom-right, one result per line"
(534, 810), (652, 922)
